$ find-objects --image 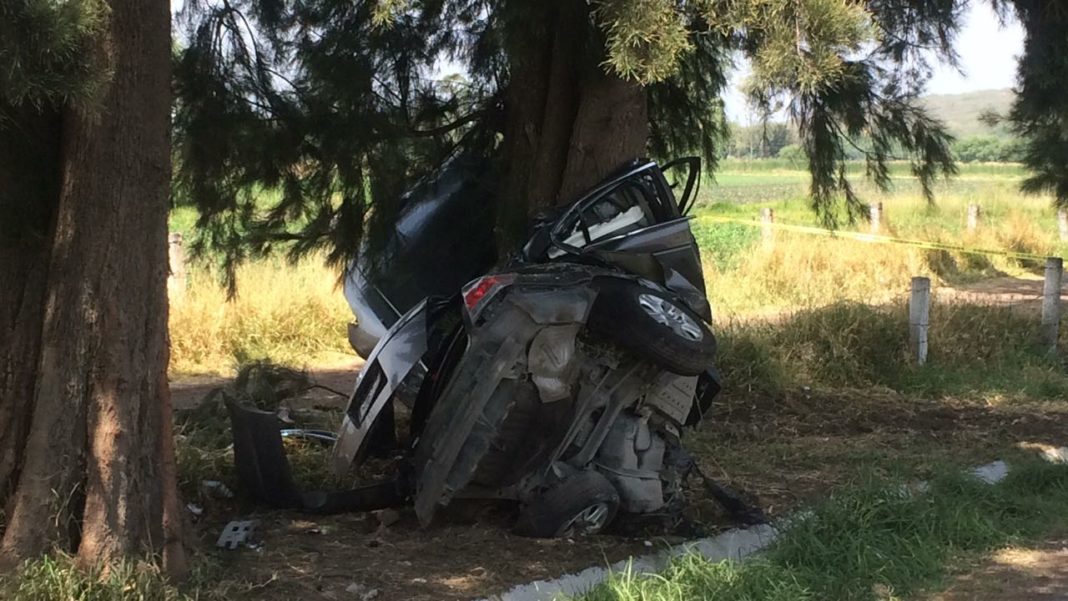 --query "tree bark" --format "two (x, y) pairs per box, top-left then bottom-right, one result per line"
(498, 0), (648, 247)
(0, 0), (185, 575)
(0, 104), (63, 507)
